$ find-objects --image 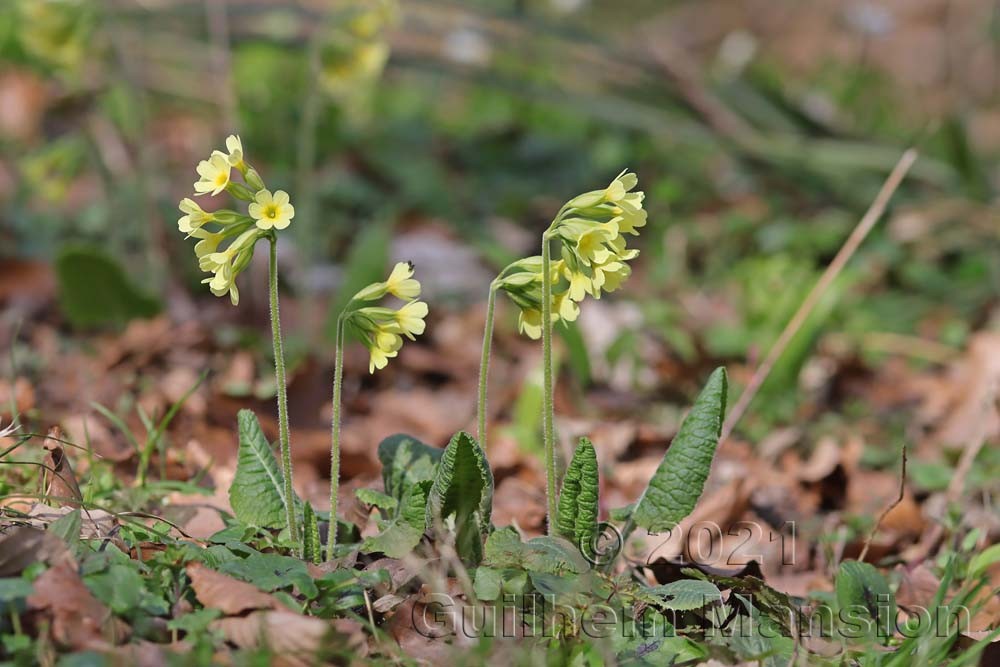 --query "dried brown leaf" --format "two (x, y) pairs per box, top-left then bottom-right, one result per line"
(27, 560), (130, 649)
(185, 562), (283, 615)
